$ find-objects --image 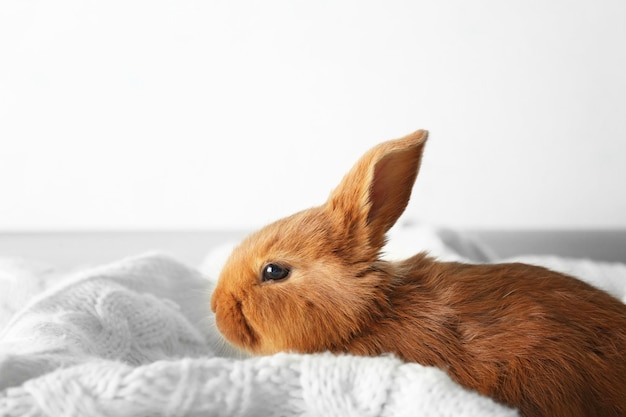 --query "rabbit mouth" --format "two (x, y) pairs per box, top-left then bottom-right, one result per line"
(215, 295), (259, 352)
